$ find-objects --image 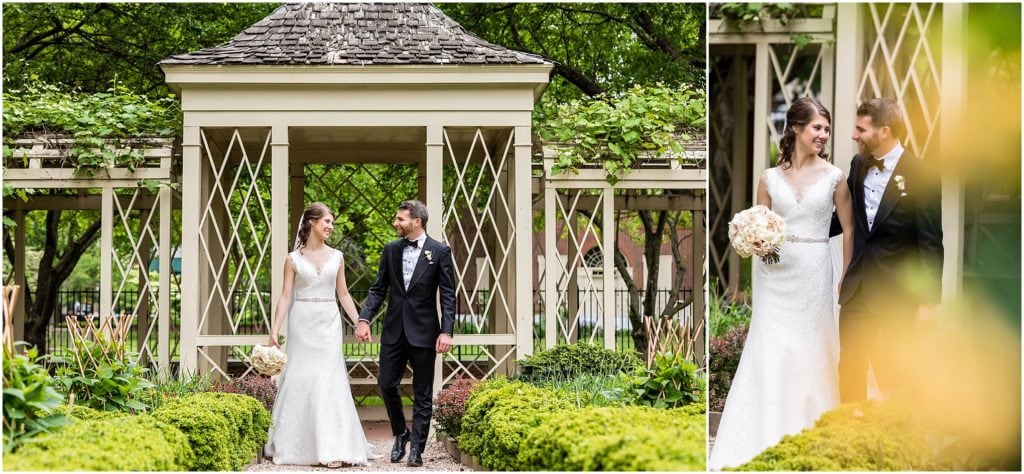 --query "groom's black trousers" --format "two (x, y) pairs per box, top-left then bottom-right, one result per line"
(838, 288), (916, 403)
(378, 332), (436, 451)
